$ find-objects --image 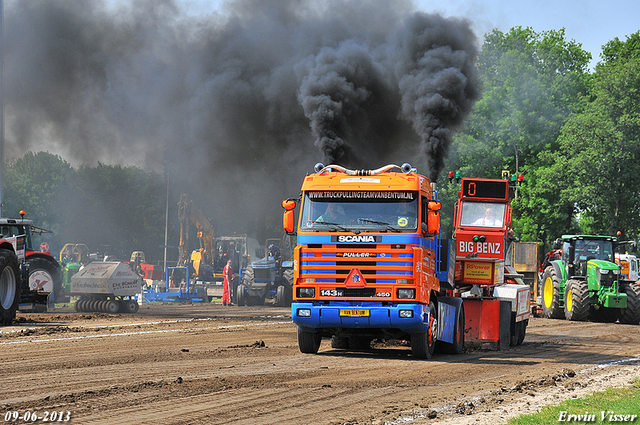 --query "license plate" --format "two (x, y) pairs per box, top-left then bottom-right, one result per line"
(340, 309), (369, 317)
